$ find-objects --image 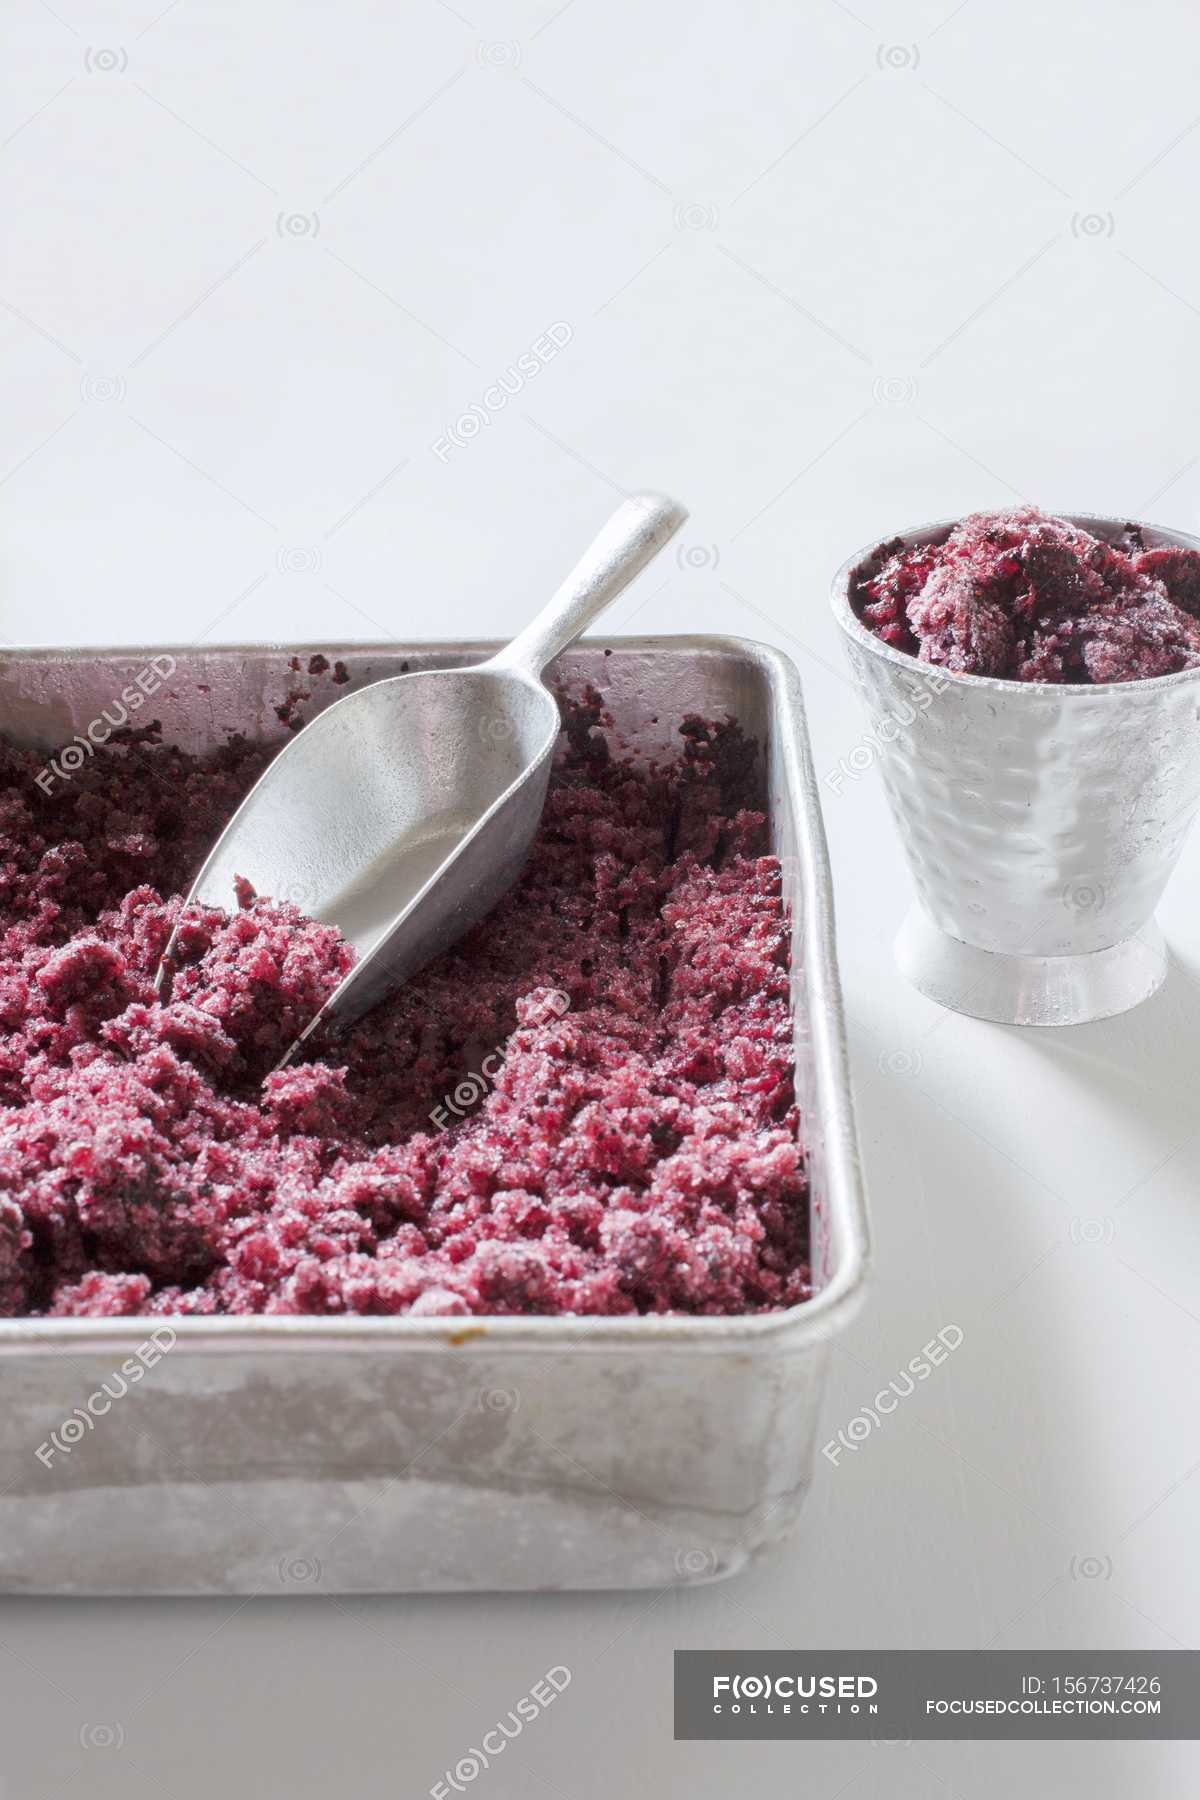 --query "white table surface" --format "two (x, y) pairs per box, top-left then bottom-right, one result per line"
(3, 0), (1200, 1793)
